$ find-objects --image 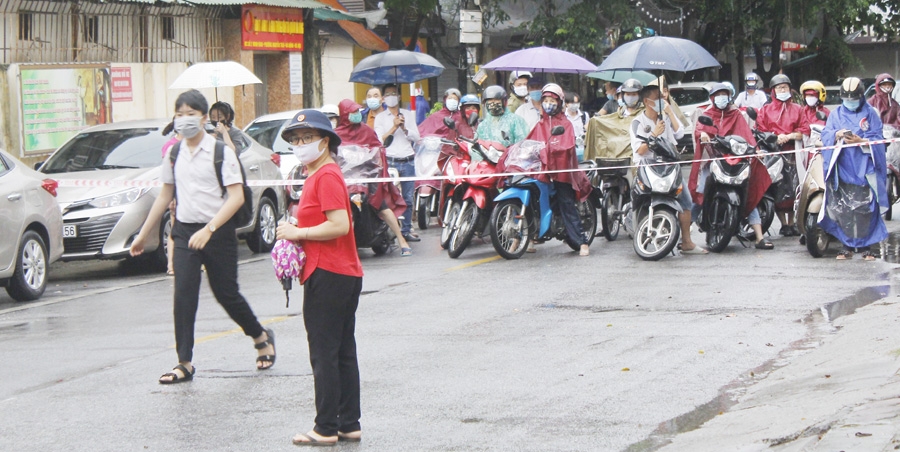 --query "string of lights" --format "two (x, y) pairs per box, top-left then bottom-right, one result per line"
(633, 0), (691, 25)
